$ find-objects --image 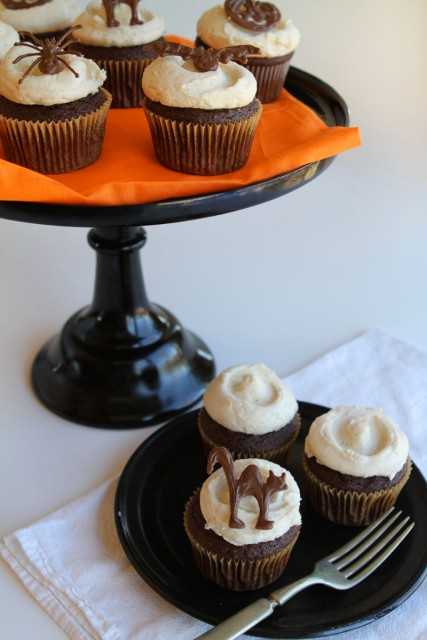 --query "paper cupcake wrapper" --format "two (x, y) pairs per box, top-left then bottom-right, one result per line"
(246, 53), (294, 104)
(184, 499), (300, 591)
(144, 105), (261, 175)
(95, 58), (152, 109)
(0, 89), (111, 175)
(198, 413), (301, 466)
(302, 457), (412, 527)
